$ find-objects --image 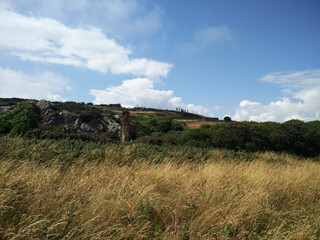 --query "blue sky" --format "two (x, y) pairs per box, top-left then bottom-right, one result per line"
(0, 0), (319, 121)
